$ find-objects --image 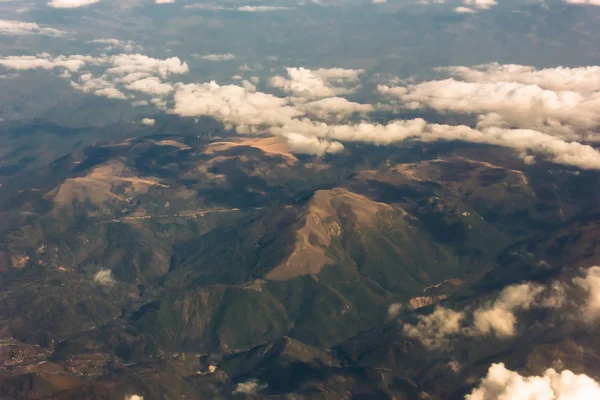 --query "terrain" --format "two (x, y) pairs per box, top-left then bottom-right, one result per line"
(0, 117), (599, 399)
